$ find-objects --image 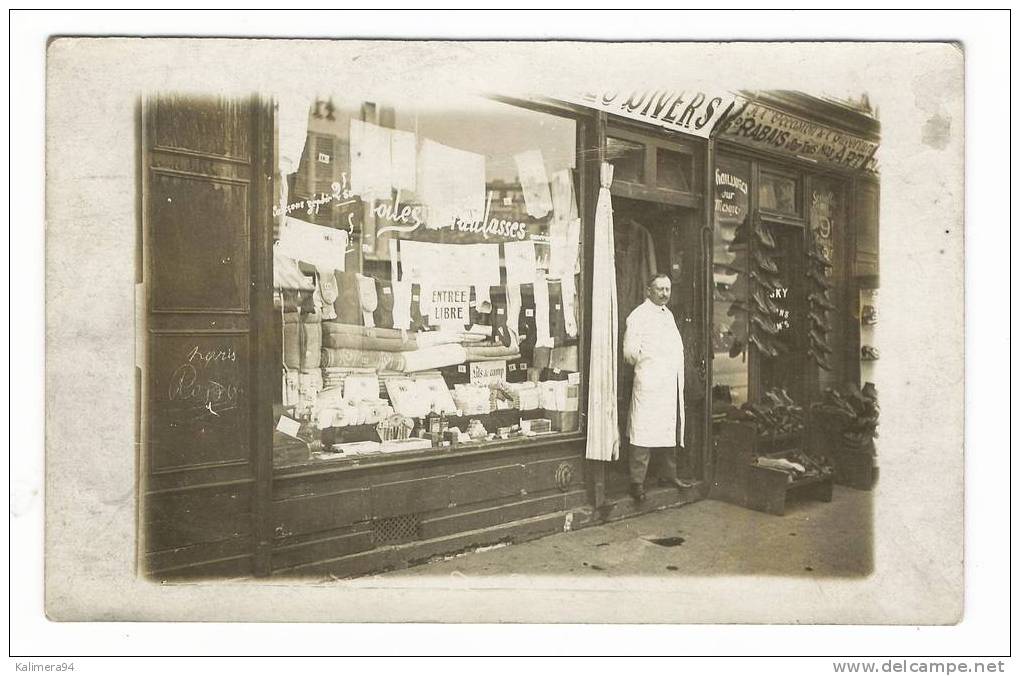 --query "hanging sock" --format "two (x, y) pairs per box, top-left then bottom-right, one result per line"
(334, 271), (363, 325)
(316, 269), (339, 320)
(547, 278), (568, 345)
(391, 279), (412, 330)
(373, 278), (395, 329)
(356, 274), (378, 328)
(534, 273), (553, 349)
(518, 282), (537, 361)
(560, 273), (578, 338)
(409, 283), (426, 332)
